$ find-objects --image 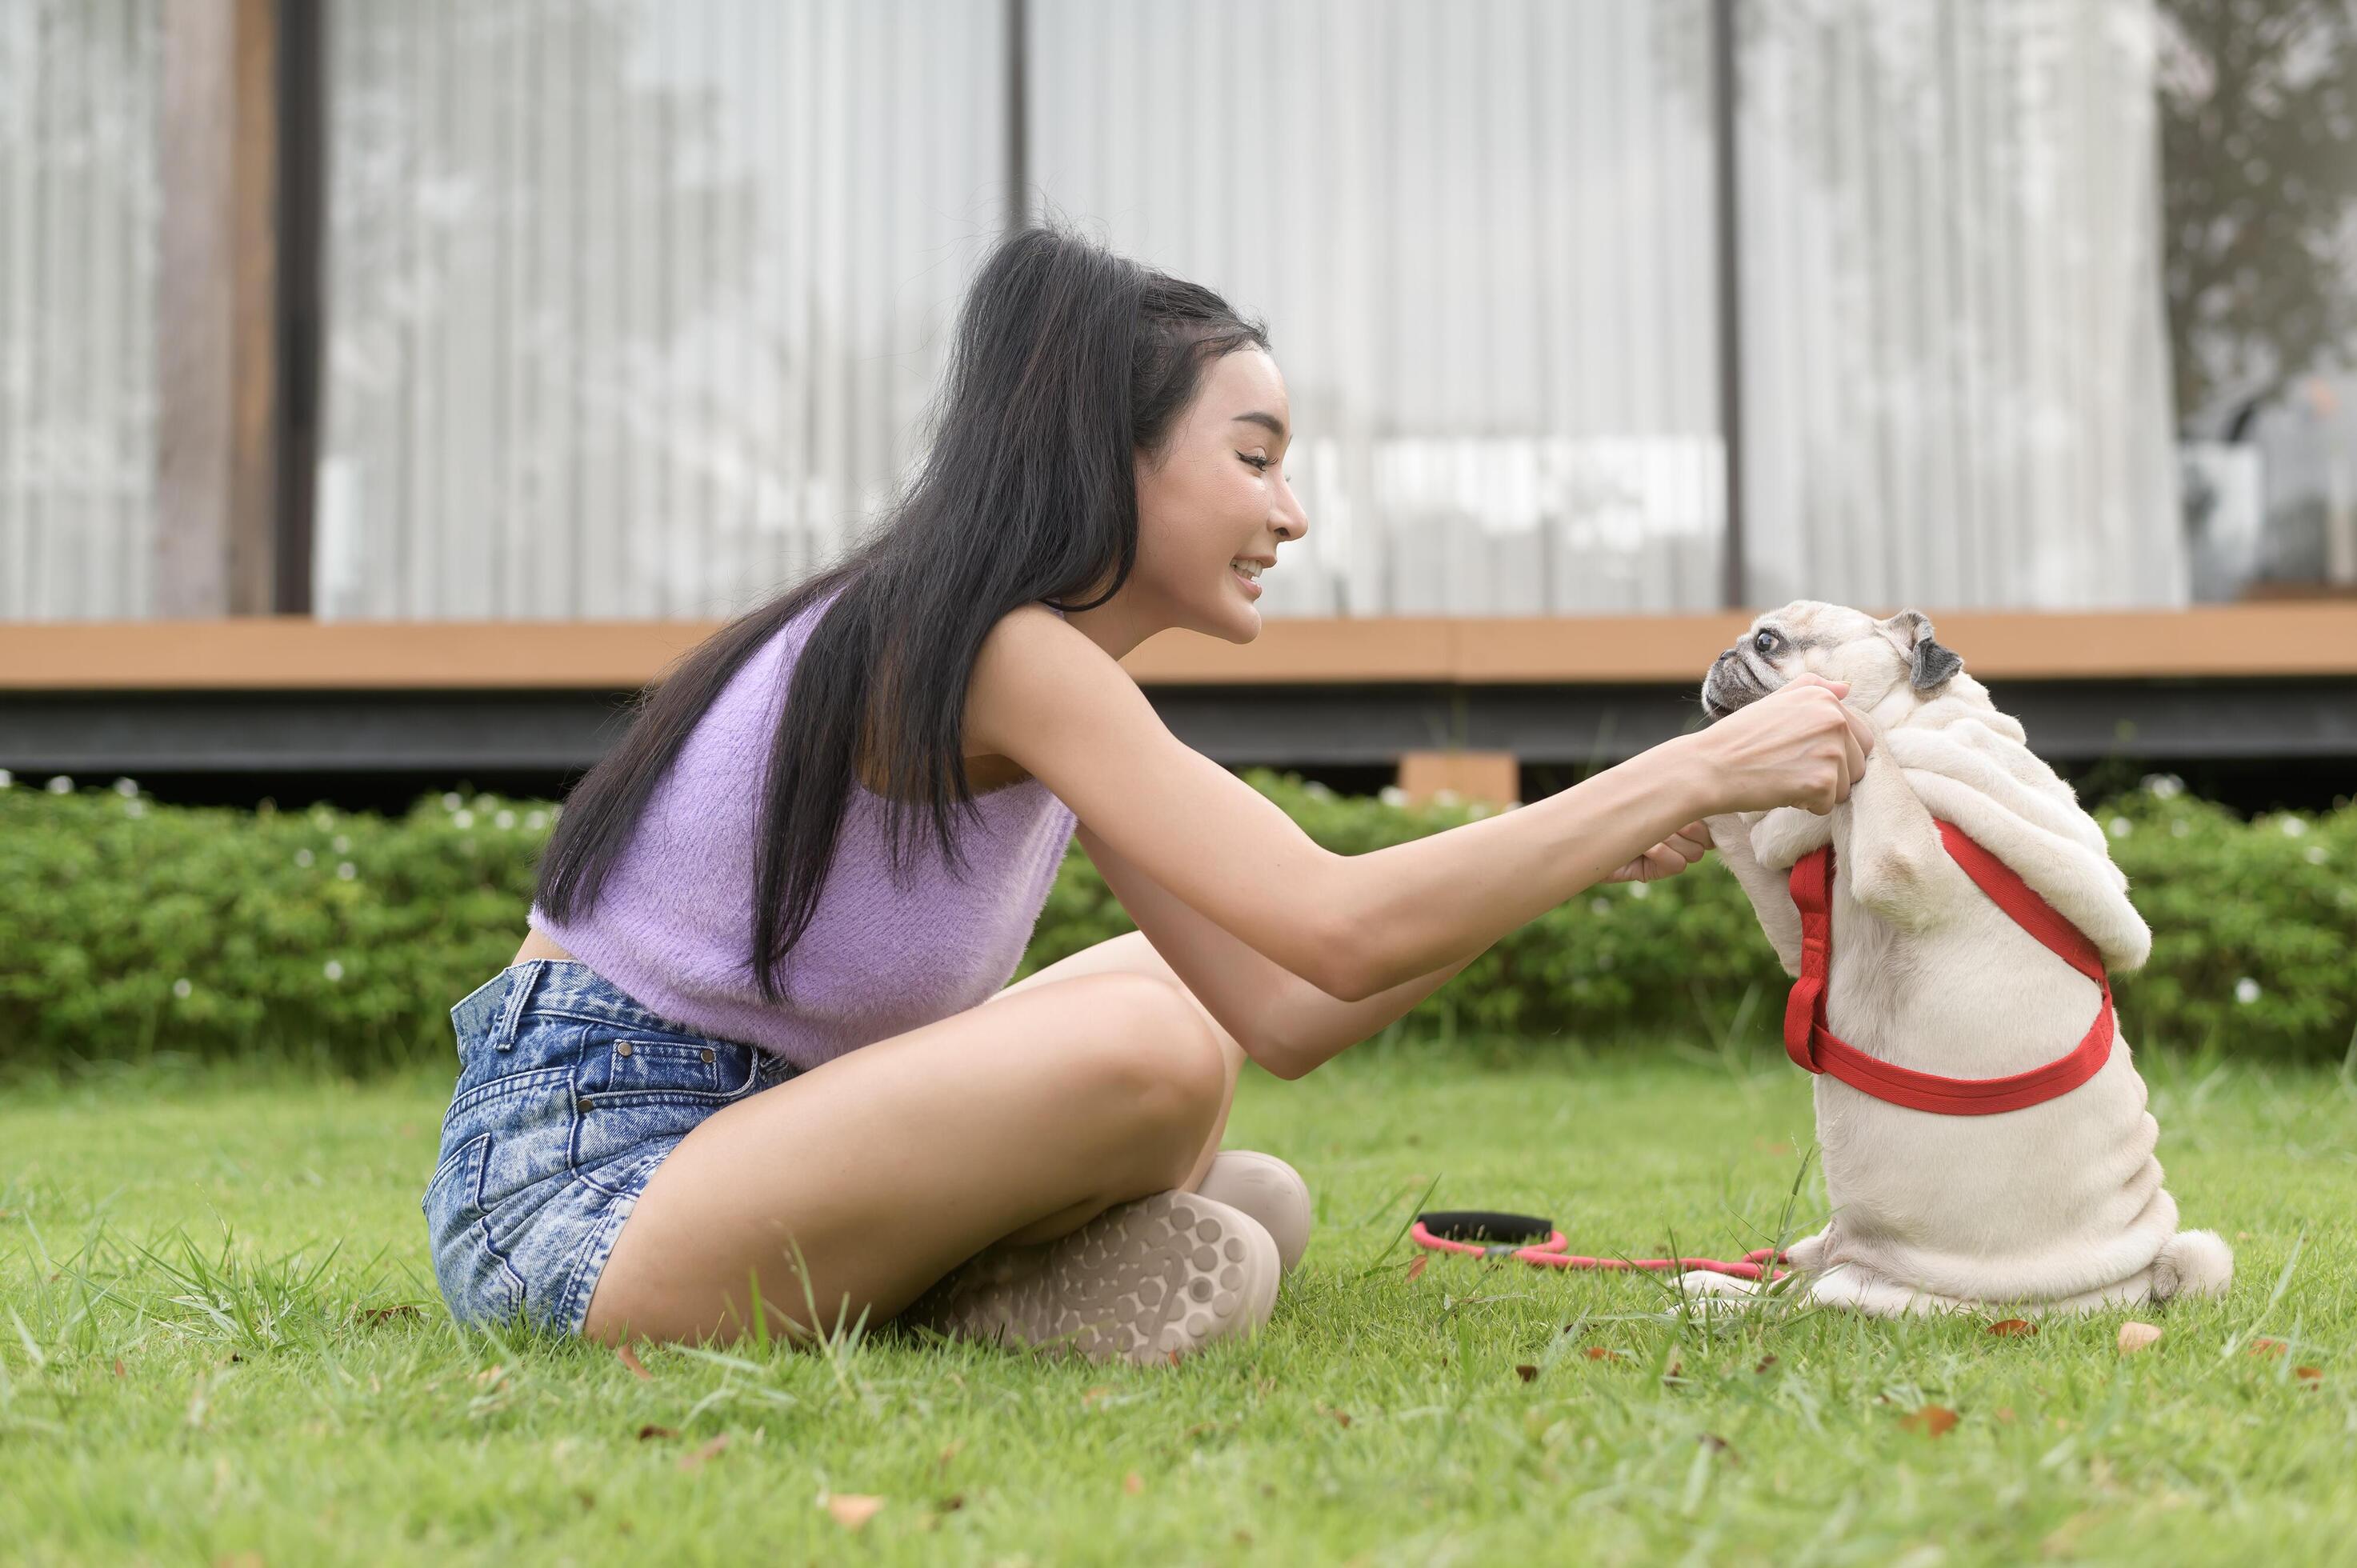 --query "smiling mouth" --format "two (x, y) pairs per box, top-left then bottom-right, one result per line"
(1230, 558), (1269, 595)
